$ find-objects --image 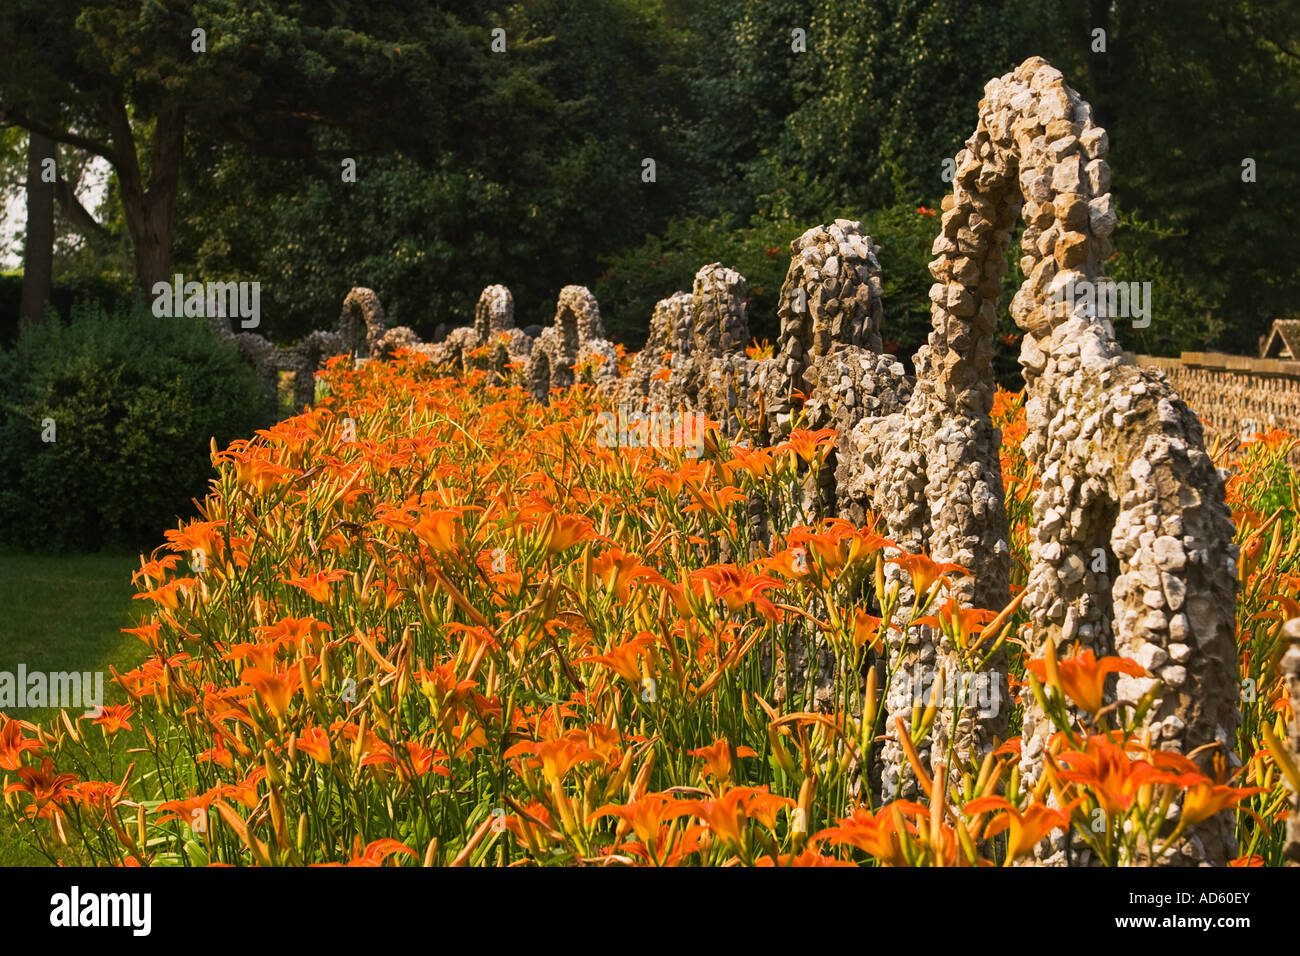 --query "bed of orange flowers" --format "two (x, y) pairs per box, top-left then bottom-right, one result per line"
(2, 351), (1296, 866)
